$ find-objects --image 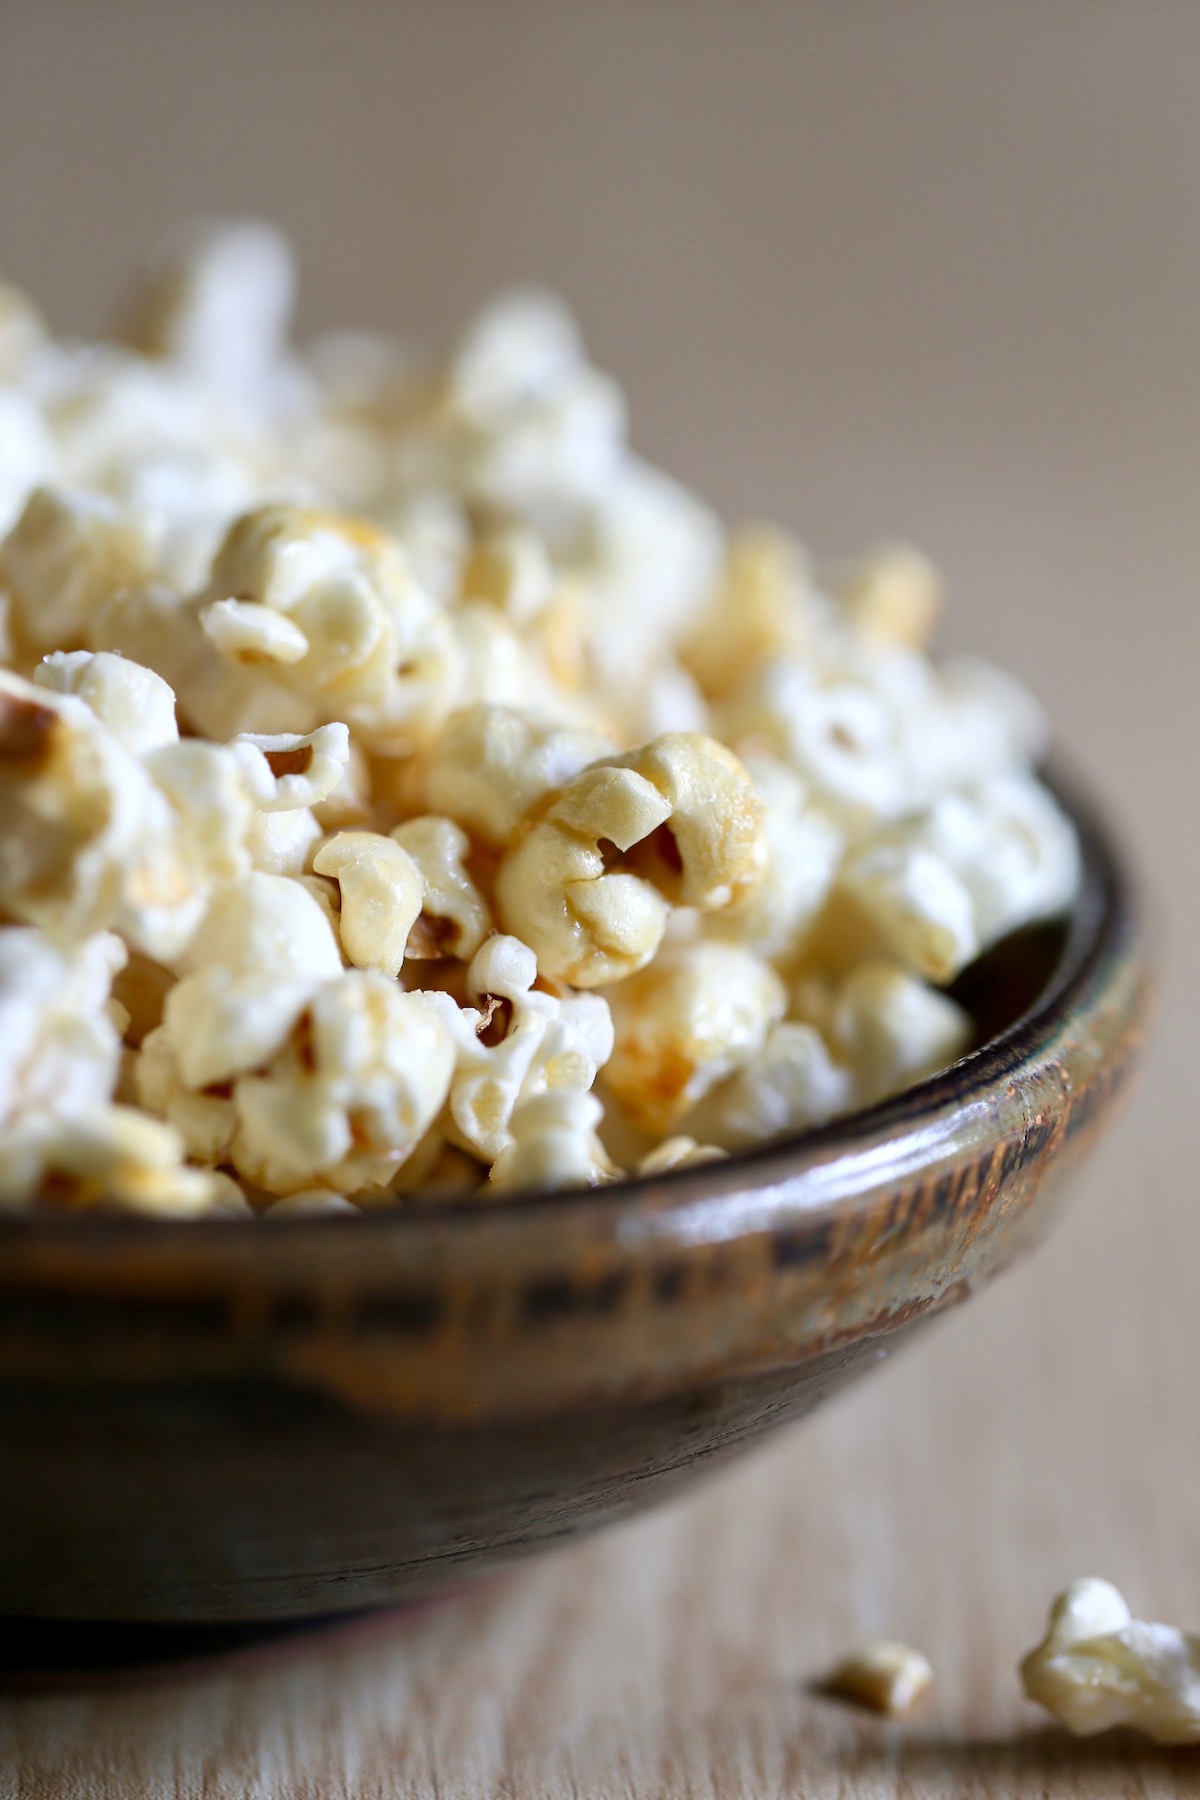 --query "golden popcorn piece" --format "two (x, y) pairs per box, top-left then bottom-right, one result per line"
(836, 542), (944, 651)
(312, 830), (424, 979)
(823, 1639), (934, 1715)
